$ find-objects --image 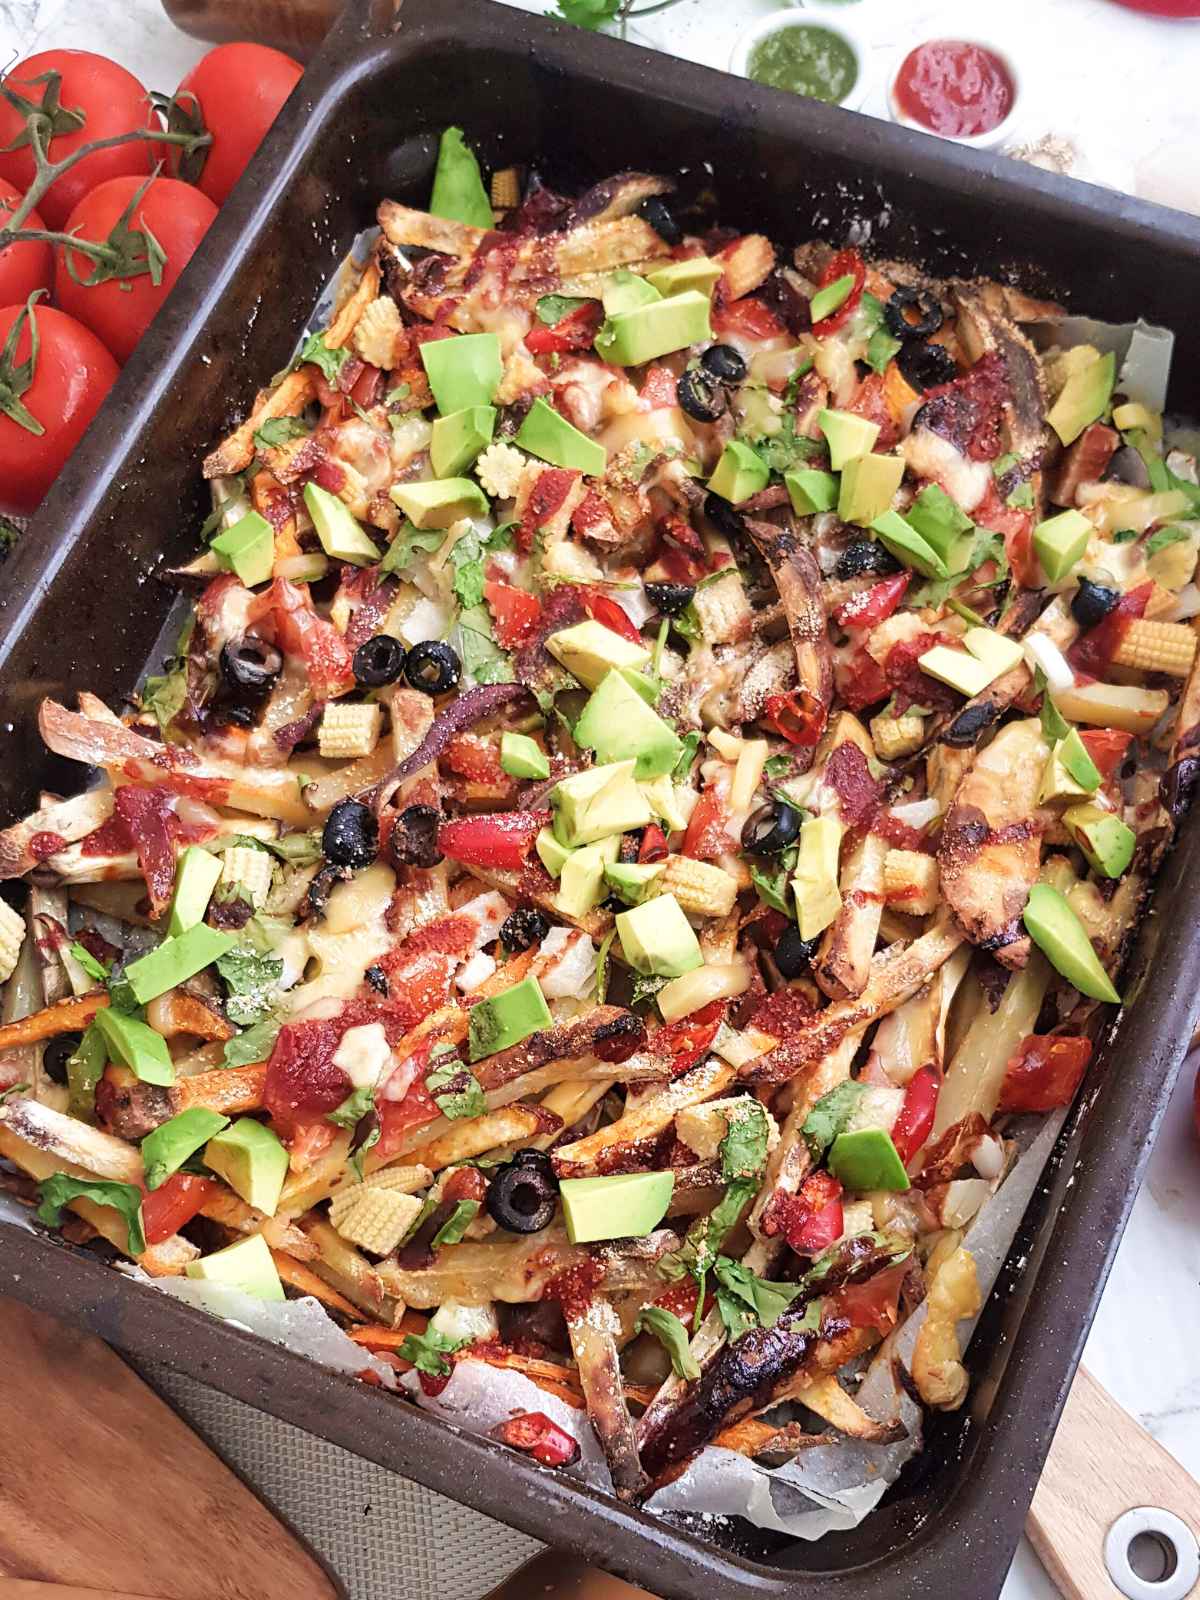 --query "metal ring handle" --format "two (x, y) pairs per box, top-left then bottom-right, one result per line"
(1104, 1507), (1200, 1600)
